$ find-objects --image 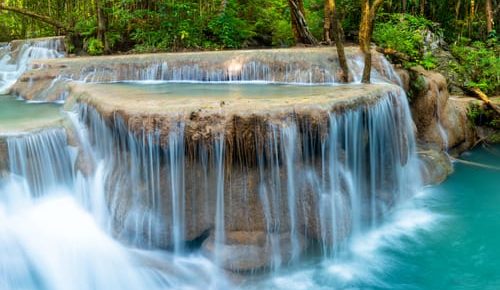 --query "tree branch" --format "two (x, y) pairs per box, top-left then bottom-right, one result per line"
(0, 4), (71, 32)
